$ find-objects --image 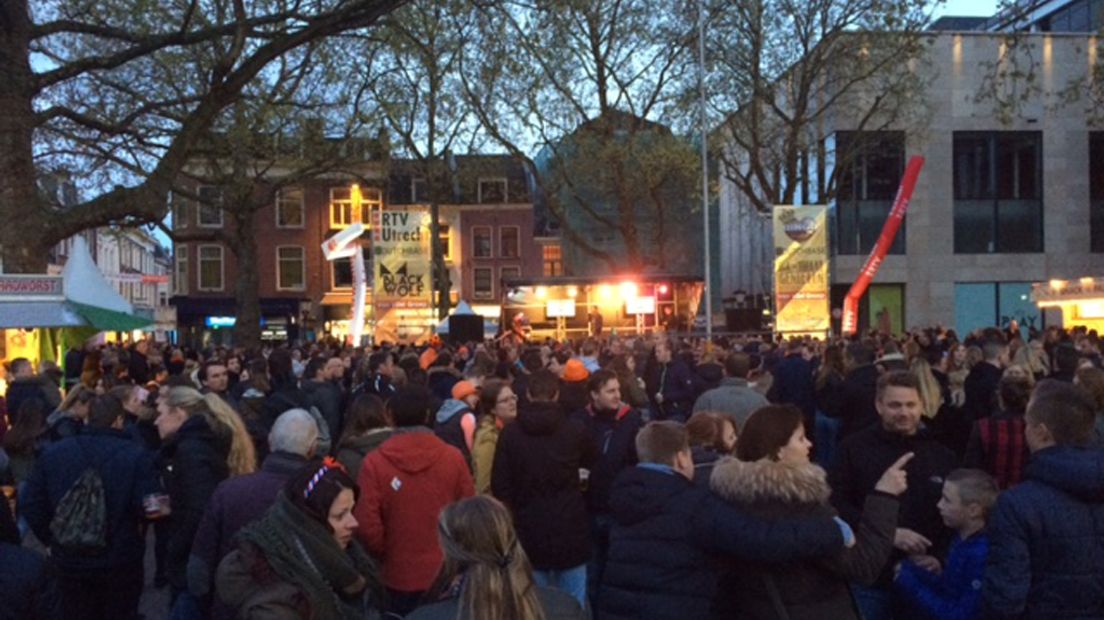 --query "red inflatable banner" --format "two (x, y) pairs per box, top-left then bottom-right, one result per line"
(841, 156), (925, 336)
